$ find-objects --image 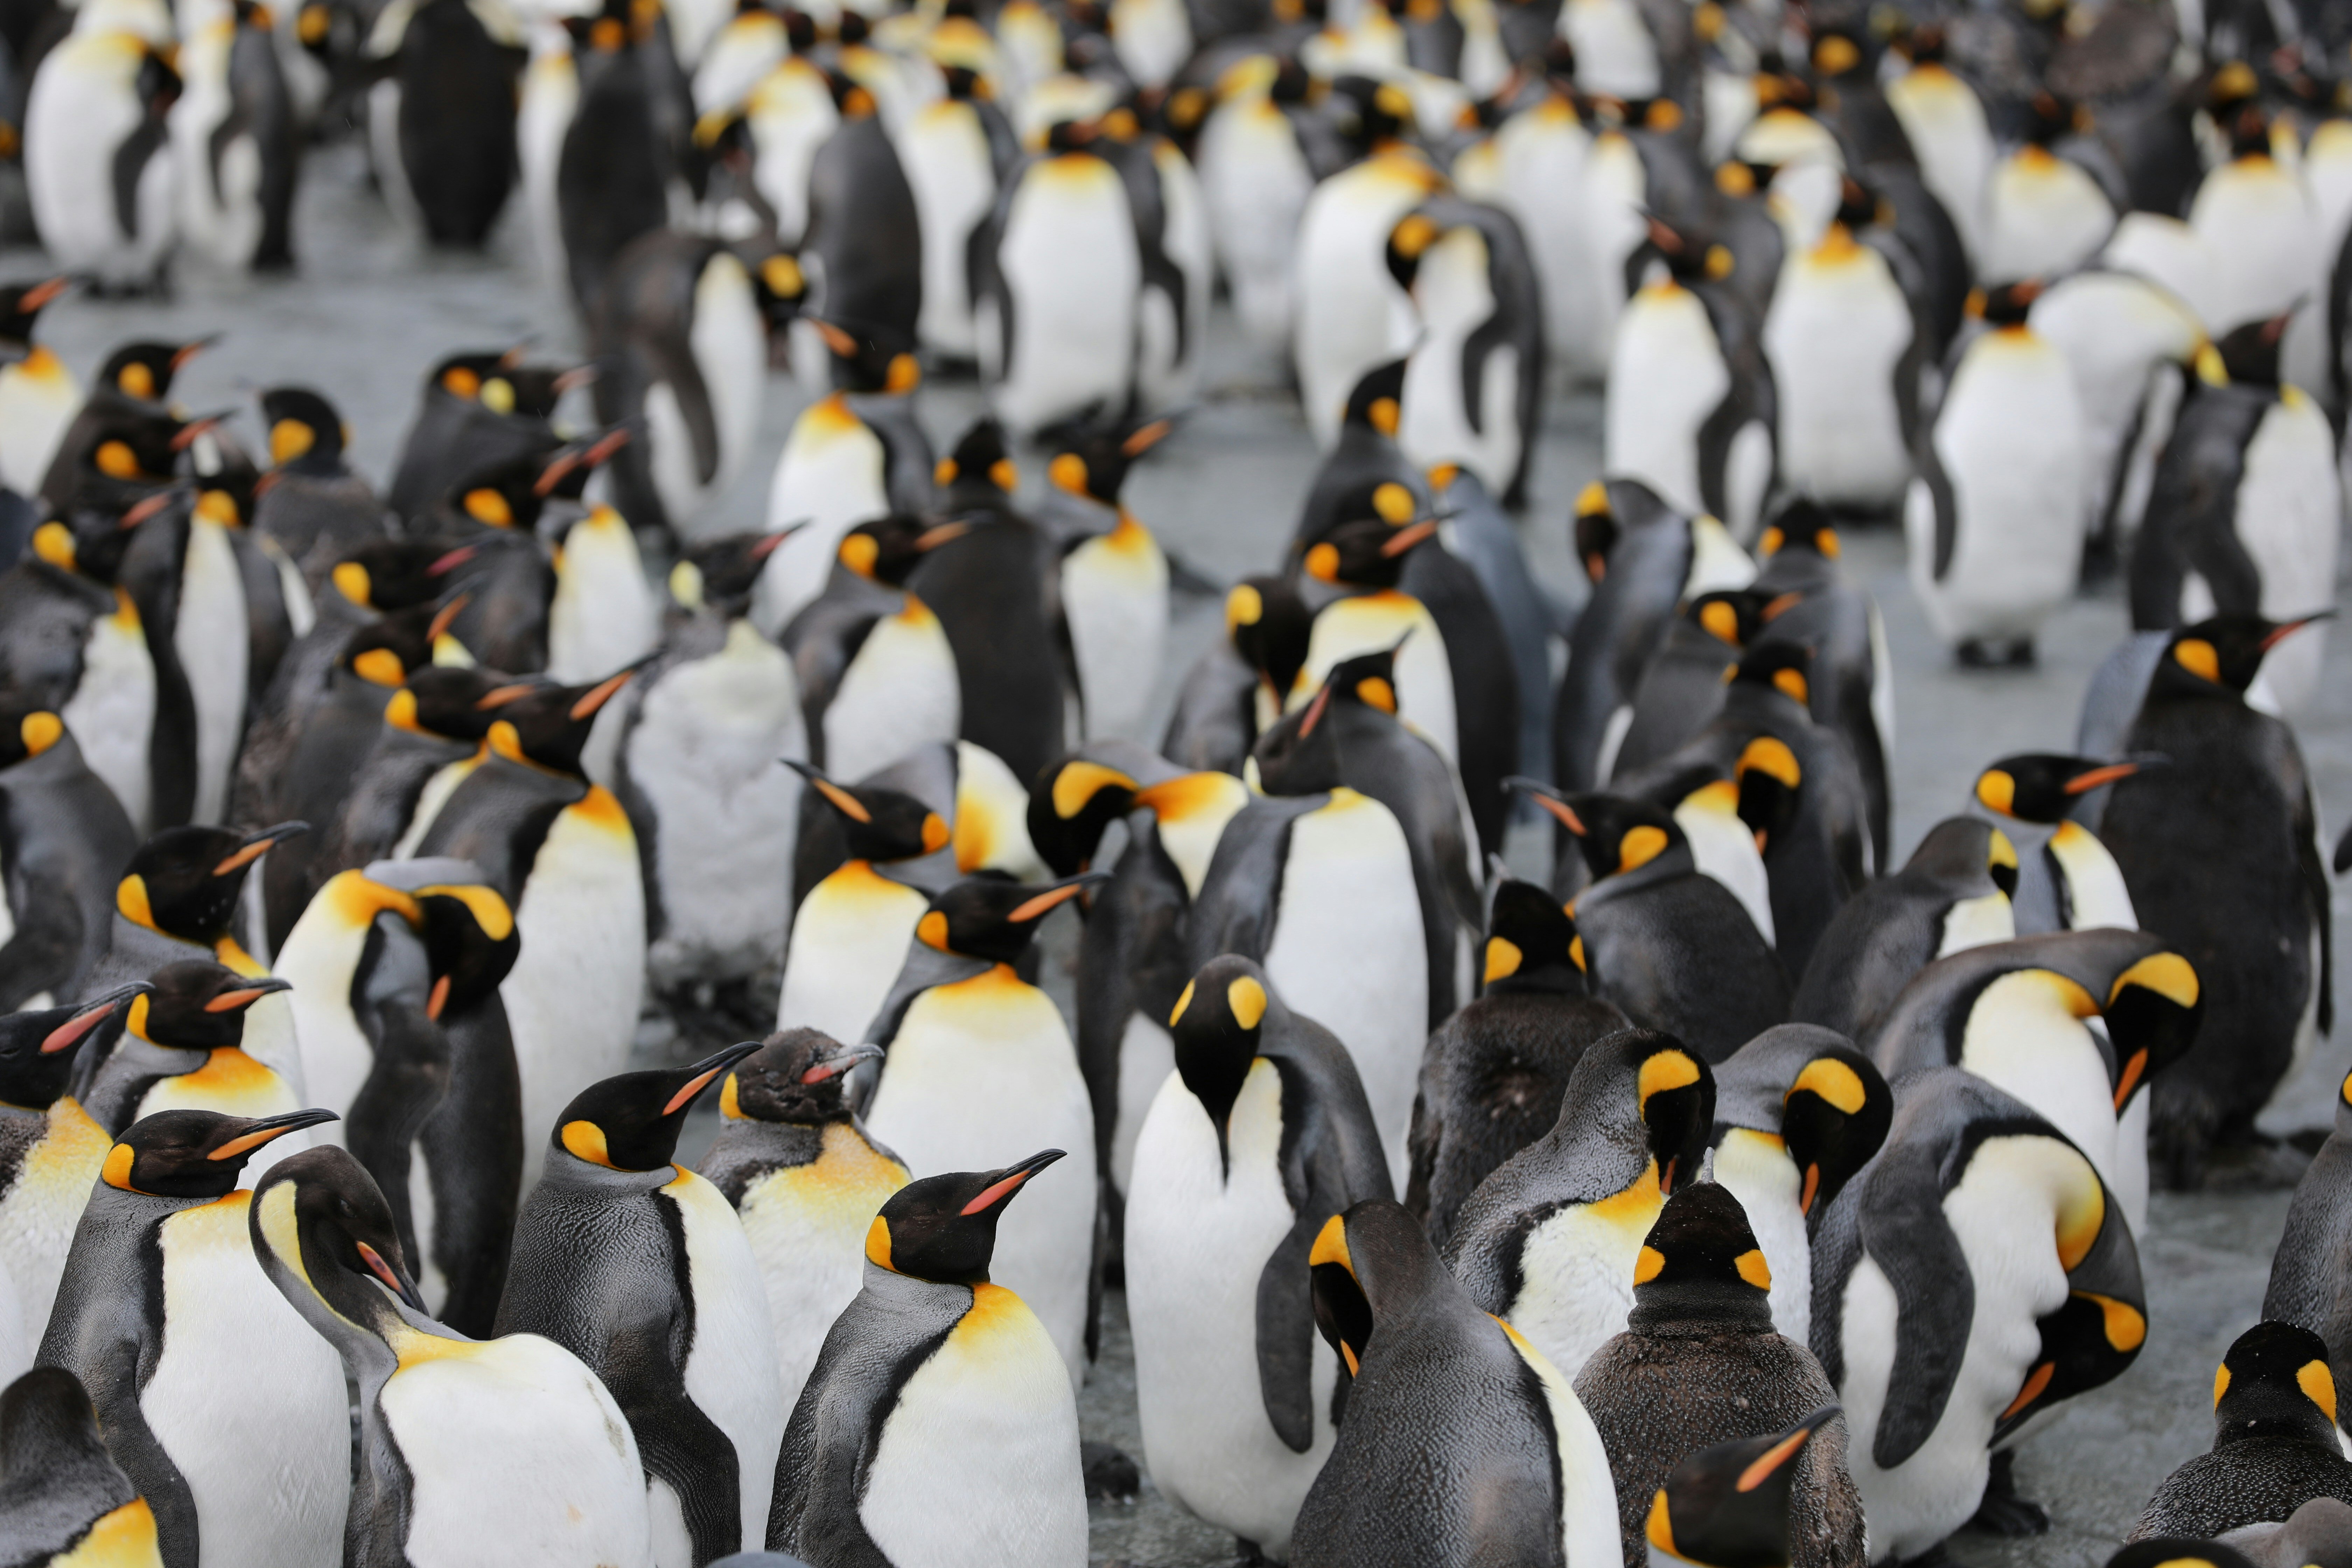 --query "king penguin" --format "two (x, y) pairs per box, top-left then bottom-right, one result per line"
(0, 696), (136, 1010)
(0, 280), (80, 499)
(1030, 419), (1174, 744)
(778, 513), (962, 784)
(2132, 1322), (2352, 1540)
(0, 1365), (167, 1567)
(495, 1043), (781, 1567)
(1386, 196), (1546, 505)
(76, 962), (309, 1177)
(1969, 754), (2143, 934)
(1125, 955), (1393, 1561)
(2266, 1066), (2352, 1444)
(24, 16), (181, 293)
(37, 1106), (345, 1568)
(1643, 1407), (1844, 1568)
(767, 1152), (1088, 1568)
